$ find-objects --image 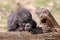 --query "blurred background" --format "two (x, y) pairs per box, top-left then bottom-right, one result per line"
(0, 0), (60, 32)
